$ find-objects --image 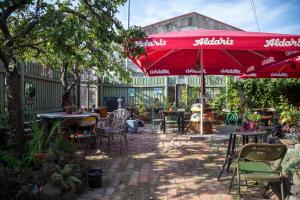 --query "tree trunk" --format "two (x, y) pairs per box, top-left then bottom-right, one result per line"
(6, 62), (25, 151)
(60, 61), (72, 108)
(75, 64), (81, 107)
